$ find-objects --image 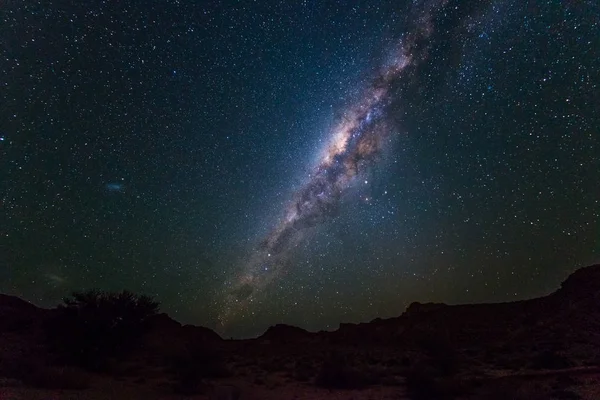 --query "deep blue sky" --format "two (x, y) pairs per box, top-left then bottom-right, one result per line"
(2, 0), (599, 337)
